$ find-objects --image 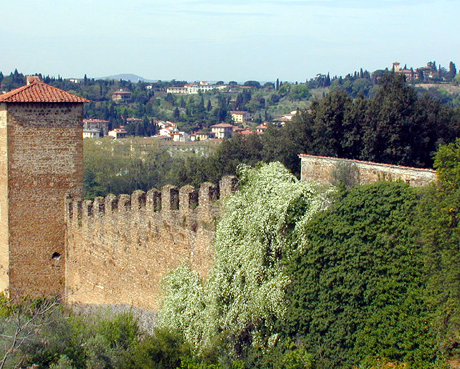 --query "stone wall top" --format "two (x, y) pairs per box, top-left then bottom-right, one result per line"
(299, 154), (437, 187)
